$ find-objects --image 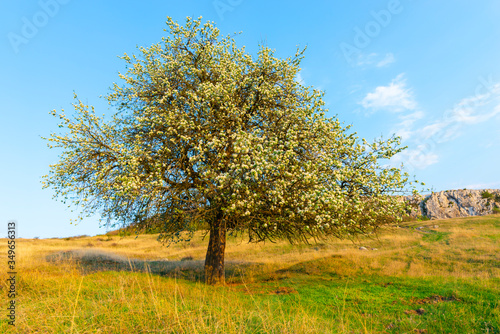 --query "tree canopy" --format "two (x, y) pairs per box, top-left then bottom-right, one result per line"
(43, 17), (415, 284)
